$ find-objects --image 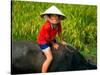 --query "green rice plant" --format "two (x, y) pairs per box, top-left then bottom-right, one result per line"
(12, 1), (97, 63)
